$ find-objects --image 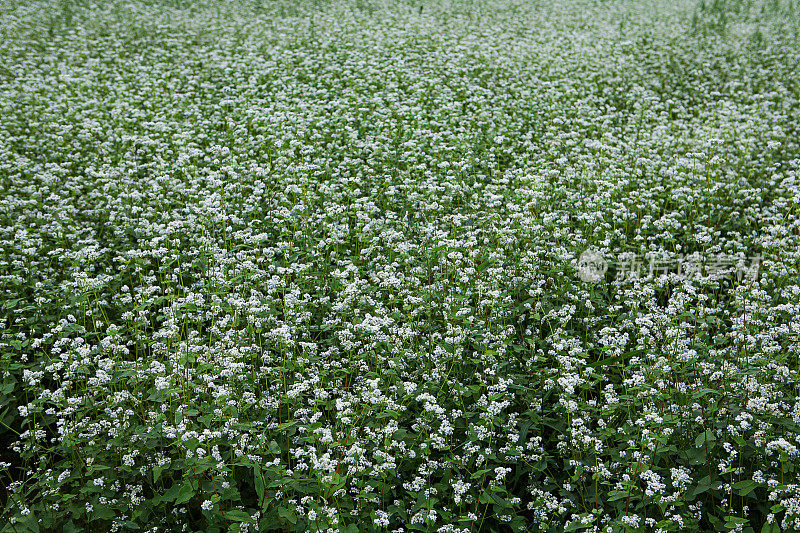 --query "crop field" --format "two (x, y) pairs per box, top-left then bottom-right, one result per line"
(1, 0), (800, 531)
